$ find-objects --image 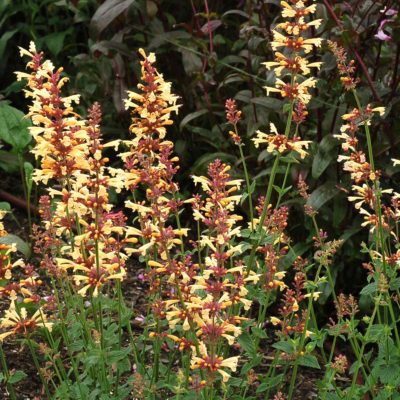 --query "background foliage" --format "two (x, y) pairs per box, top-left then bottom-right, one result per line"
(1, 0), (400, 307)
